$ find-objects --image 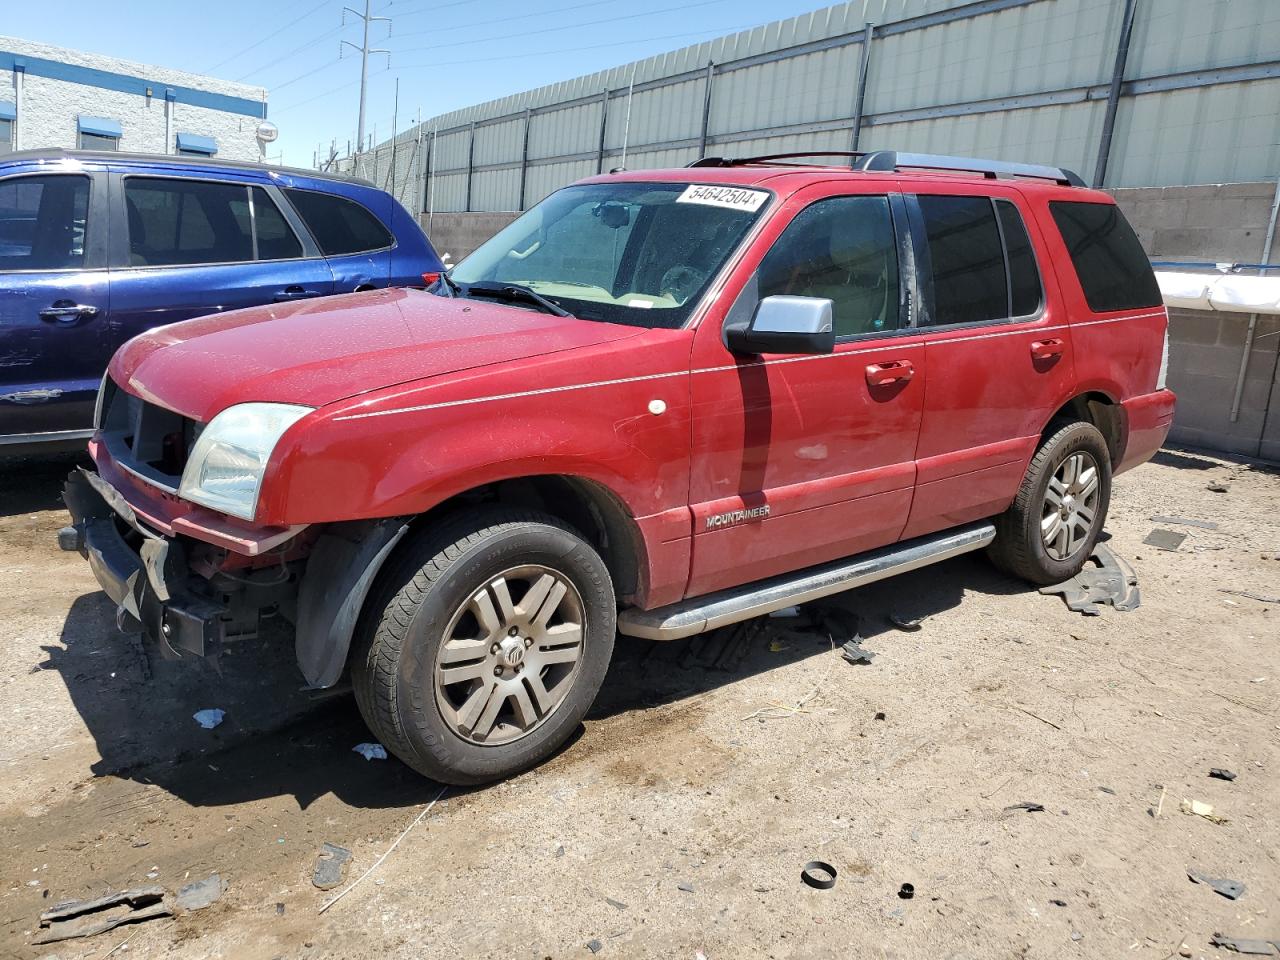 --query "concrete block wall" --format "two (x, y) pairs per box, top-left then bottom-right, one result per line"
(1111, 182), (1279, 265)
(2, 36), (266, 161)
(419, 212), (519, 263)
